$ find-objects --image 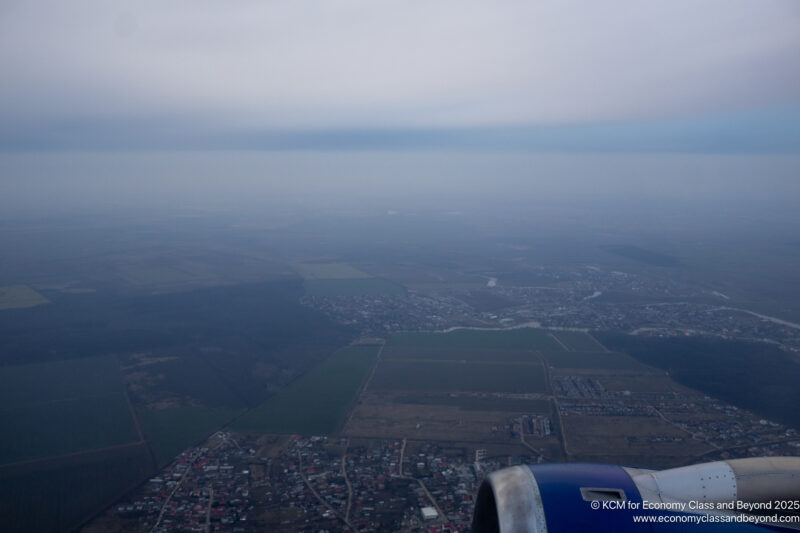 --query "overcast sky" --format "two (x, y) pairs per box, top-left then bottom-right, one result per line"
(1, 0), (799, 150)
